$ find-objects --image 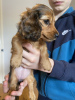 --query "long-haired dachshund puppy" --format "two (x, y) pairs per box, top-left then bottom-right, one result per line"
(9, 4), (59, 100)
